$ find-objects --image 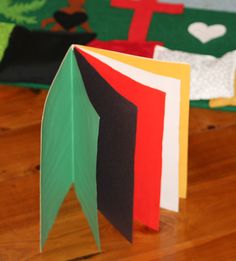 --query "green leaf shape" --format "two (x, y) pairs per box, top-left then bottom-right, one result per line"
(0, 22), (14, 61)
(0, 0), (46, 24)
(40, 47), (101, 251)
